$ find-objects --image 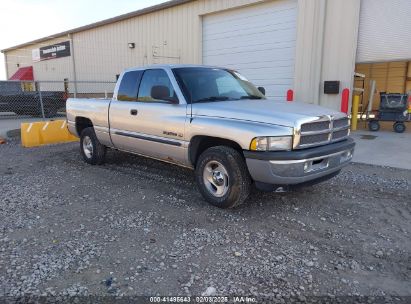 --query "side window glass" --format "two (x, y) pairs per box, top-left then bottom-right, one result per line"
(138, 69), (177, 103)
(117, 71), (142, 101)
